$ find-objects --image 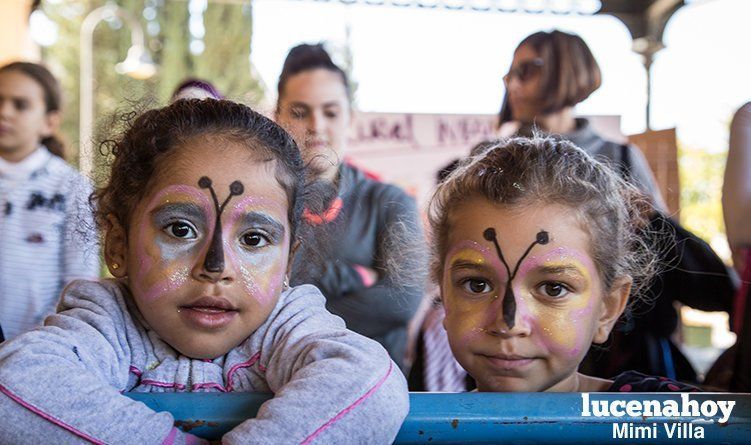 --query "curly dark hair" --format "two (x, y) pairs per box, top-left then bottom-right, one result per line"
(92, 99), (328, 244)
